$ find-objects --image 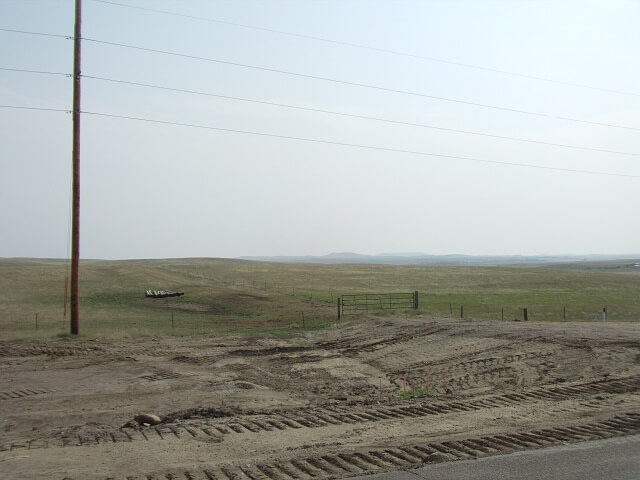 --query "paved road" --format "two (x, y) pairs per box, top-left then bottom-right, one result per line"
(348, 435), (640, 480)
